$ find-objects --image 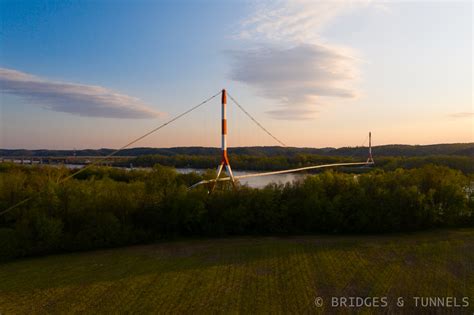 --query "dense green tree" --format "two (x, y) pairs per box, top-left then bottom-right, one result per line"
(0, 163), (472, 260)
